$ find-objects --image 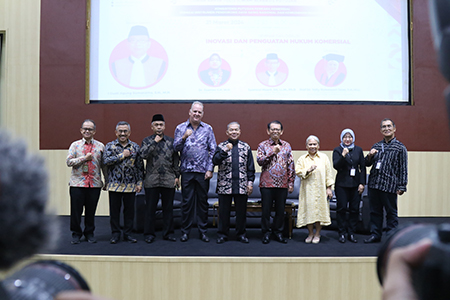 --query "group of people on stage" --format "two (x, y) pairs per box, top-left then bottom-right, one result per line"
(66, 101), (407, 245)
